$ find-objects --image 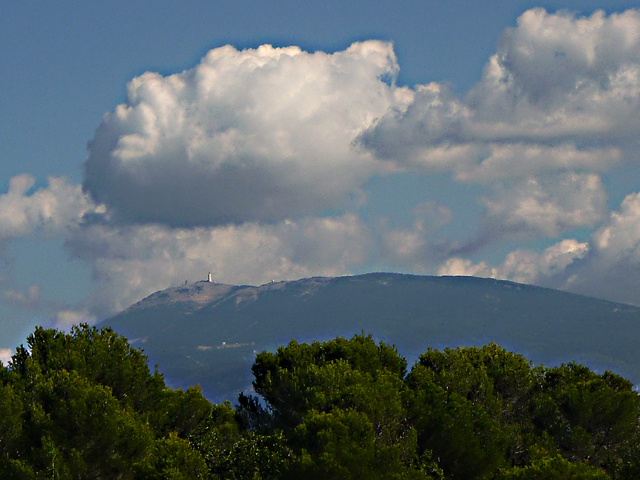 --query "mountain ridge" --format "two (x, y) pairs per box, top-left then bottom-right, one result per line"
(100, 273), (640, 401)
